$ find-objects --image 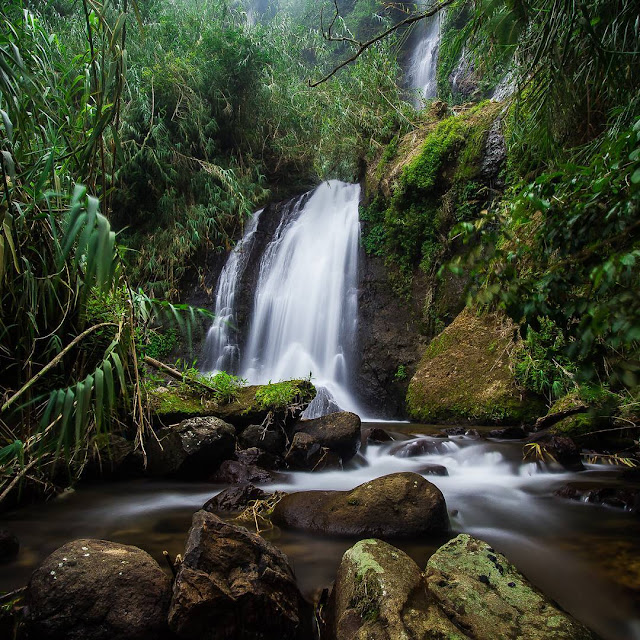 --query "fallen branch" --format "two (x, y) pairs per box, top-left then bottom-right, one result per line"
(0, 457), (42, 505)
(143, 356), (217, 393)
(533, 406), (588, 431)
